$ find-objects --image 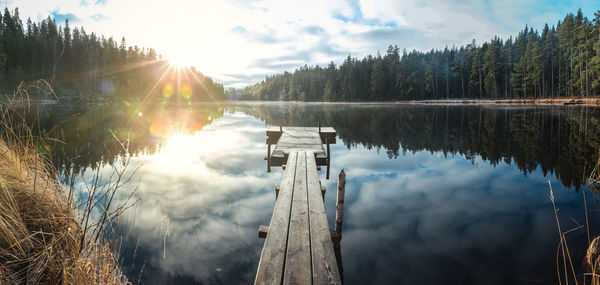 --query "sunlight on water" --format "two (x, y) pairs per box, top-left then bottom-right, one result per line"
(147, 129), (244, 175)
